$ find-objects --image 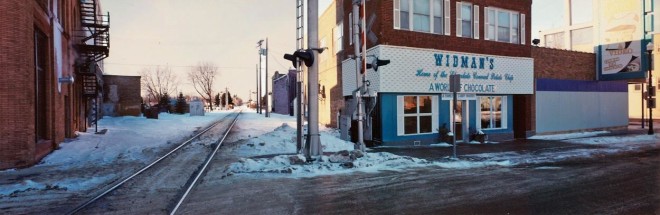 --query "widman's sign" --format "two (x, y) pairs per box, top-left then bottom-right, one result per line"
(341, 45), (534, 96)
